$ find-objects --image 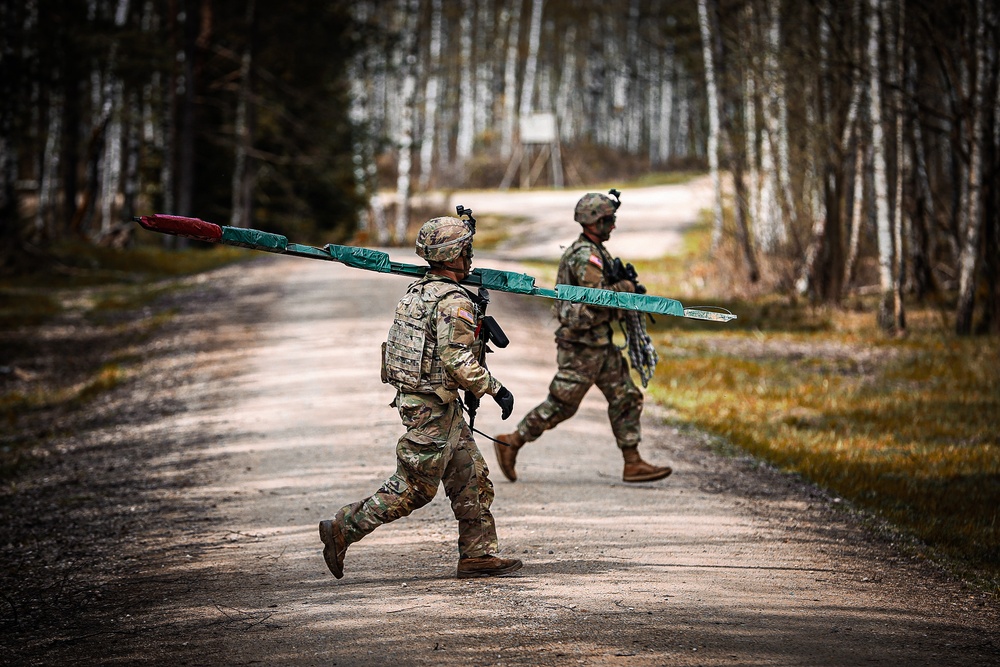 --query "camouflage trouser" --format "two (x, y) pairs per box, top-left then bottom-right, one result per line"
(516, 340), (643, 449)
(338, 391), (498, 558)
